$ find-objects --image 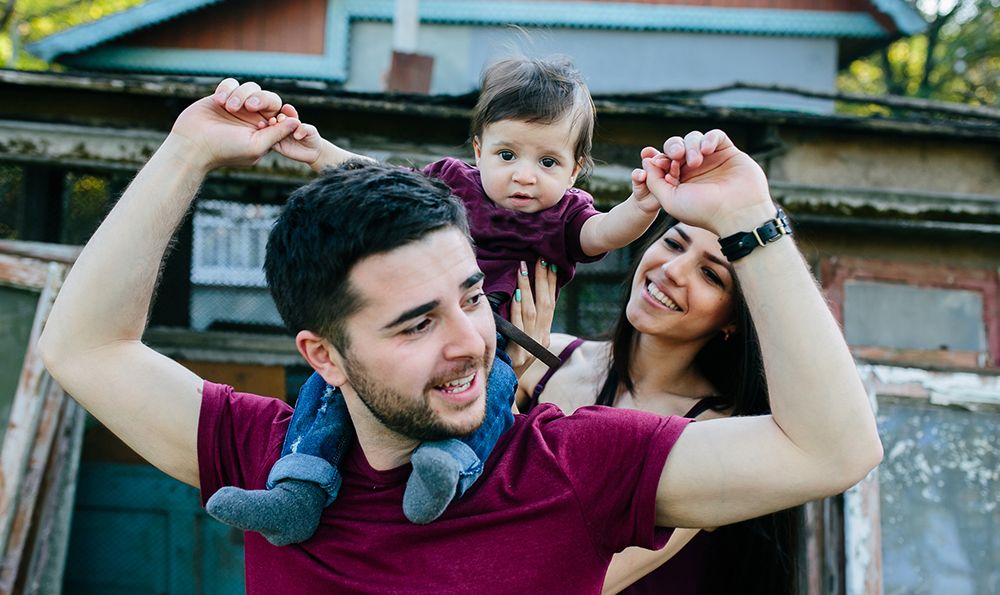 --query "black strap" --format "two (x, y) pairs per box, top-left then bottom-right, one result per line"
(493, 312), (562, 369)
(718, 207), (791, 262)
